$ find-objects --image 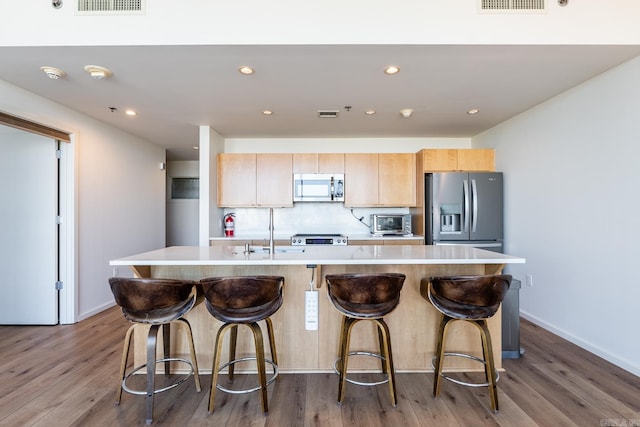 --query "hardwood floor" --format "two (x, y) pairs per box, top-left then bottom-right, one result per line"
(1, 307), (638, 426)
